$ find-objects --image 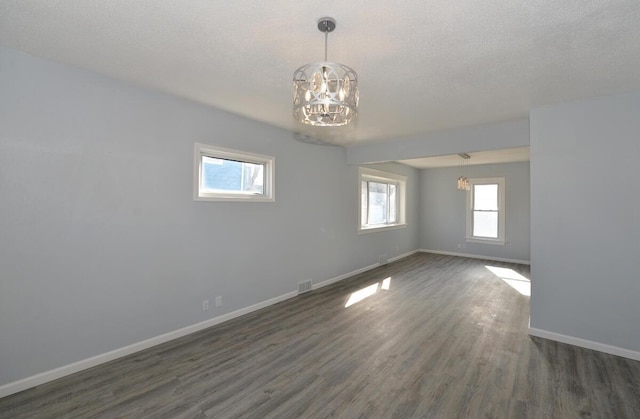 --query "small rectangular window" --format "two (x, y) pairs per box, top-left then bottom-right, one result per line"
(466, 177), (505, 244)
(359, 167), (407, 233)
(194, 143), (274, 202)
